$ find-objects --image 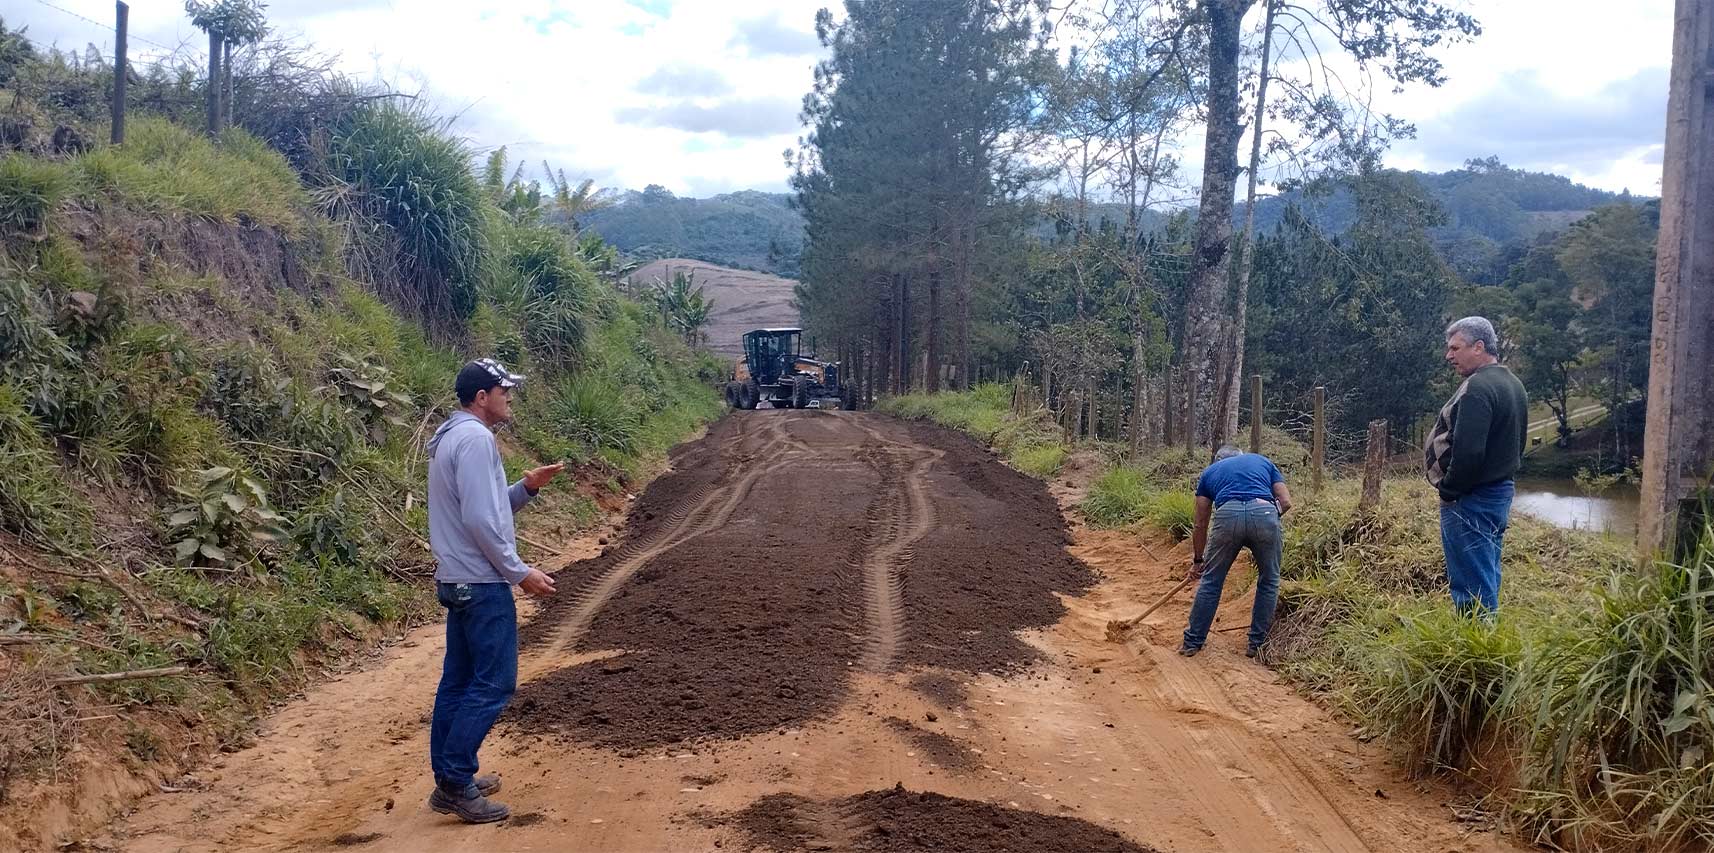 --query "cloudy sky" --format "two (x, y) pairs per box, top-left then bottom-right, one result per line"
(15, 0), (1673, 199)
